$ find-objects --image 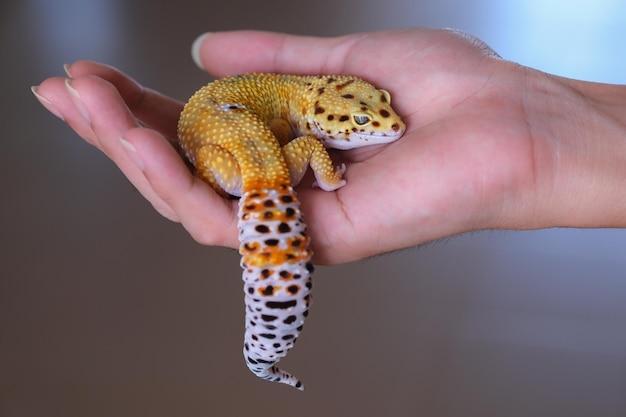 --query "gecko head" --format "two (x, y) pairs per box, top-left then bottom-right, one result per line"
(306, 75), (406, 150)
